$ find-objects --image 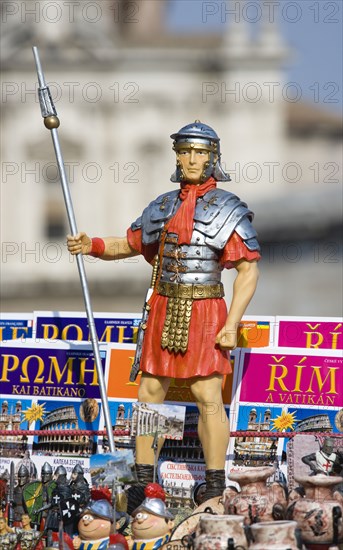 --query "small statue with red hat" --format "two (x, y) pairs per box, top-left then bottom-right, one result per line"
(128, 483), (174, 550)
(72, 491), (129, 550)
